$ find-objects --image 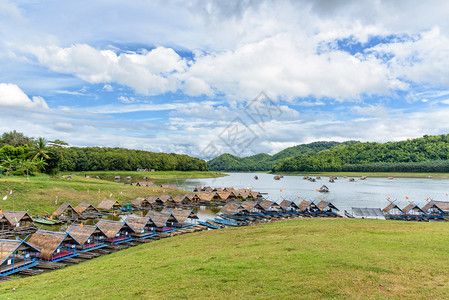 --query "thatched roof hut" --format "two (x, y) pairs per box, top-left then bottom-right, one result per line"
(97, 200), (122, 211)
(27, 230), (79, 262)
(51, 202), (81, 220)
(161, 209), (198, 223)
(219, 202), (249, 216)
(159, 195), (174, 203)
(0, 239), (40, 276)
(298, 200), (319, 214)
(421, 201), (444, 219)
(316, 201), (340, 215)
(0, 211), (34, 228)
(258, 200), (282, 212)
(66, 224), (107, 250)
(145, 196), (163, 206)
(196, 192), (214, 203)
(74, 202), (100, 215)
(241, 201), (264, 212)
(279, 200), (300, 212)
(145, 211), (177, 228)
(216, 191), (231, 201)
(132, 198), (152, 208)
(424, 200), (449, 212)
(173, 195), (190, 205)
(402, 203), (427, 220)
(382, 203), (404, 220)
(125, 216), (155, 235)
(95, 220), (134, 243)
